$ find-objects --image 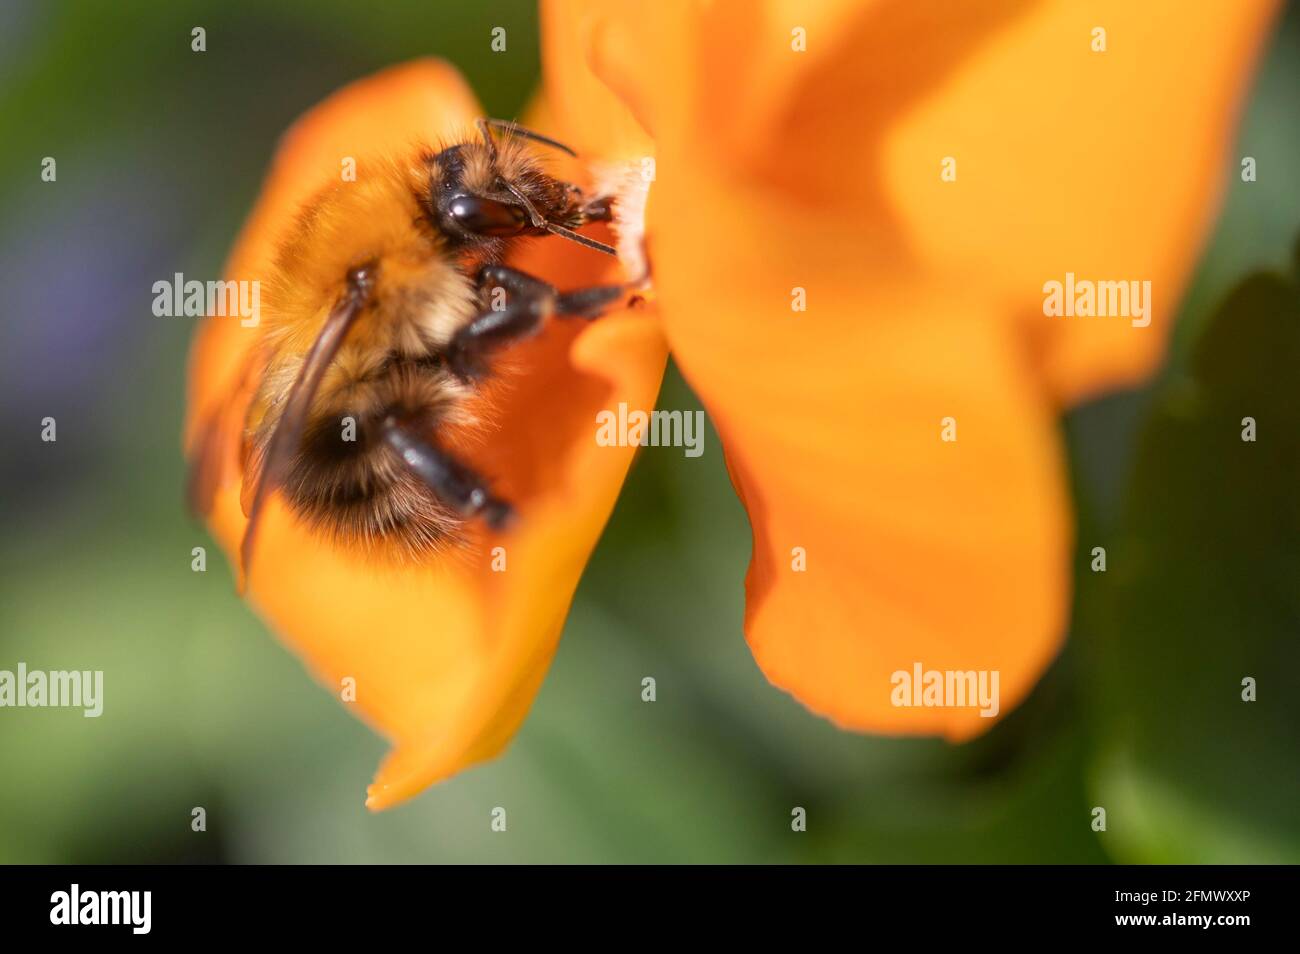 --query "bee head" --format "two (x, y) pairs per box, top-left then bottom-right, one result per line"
(426, 138), (574, 241)
(425, 122), (617, 256)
